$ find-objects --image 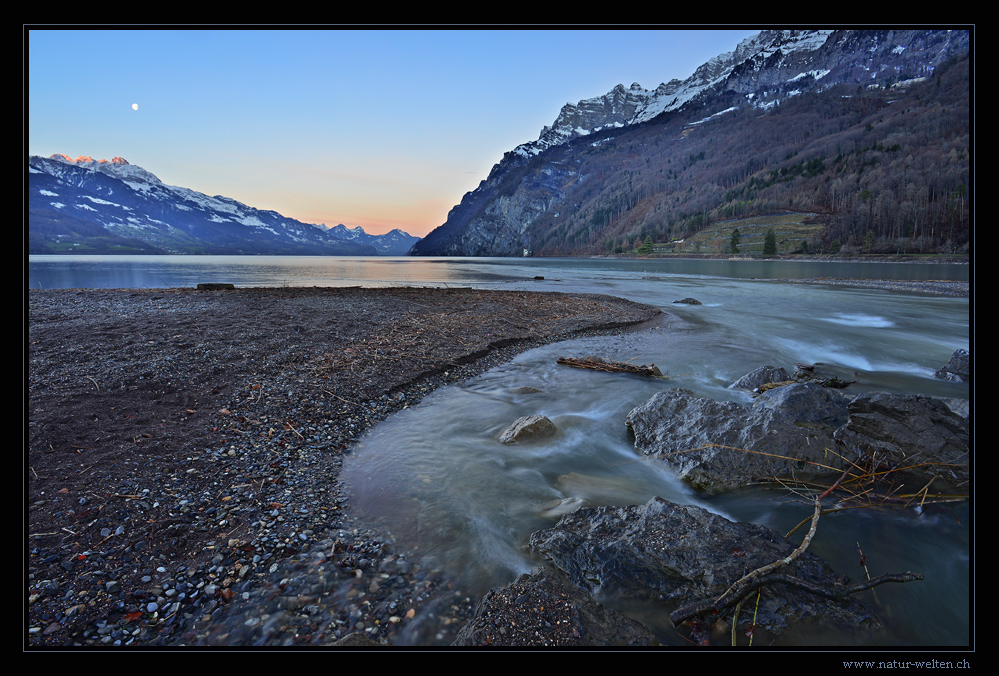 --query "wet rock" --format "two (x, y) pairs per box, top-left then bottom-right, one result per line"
(452, 567), (659, 647)
(672, 297), (702, 305)
(934, 348), (970, 382)
(625, 385), (848, 493)
(833, 392), (970, 486)
(499, 415), (558, 444)
(529, 497), (884, 643)
(791, 362), (858, 388)
(628, 382), (969, 494)
(729, 365), (789, 391)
